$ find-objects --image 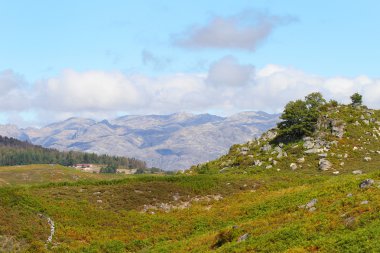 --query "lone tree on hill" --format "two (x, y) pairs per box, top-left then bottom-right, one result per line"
(350, 92), (363, 106)
(276, 92), (326, 141)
